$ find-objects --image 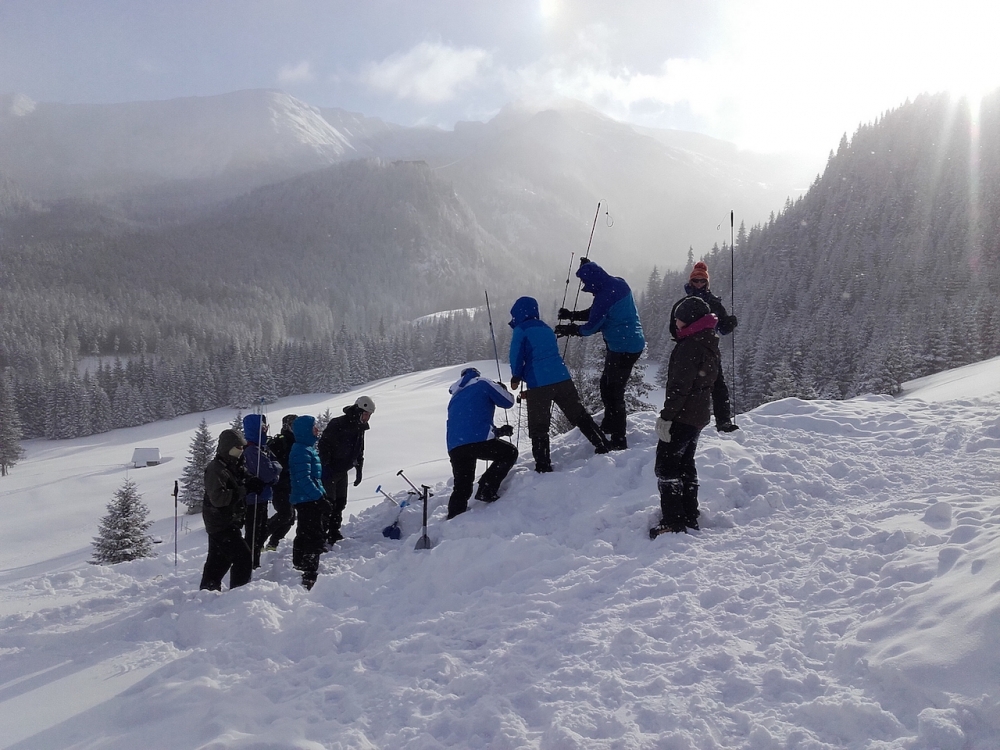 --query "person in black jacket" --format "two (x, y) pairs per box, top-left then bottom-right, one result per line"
(199, 429), (262, 591)
(654, 297), (721, 534)
(264, 414), (297, 552)
(669, 261), (739, 432)
(318, 396), (375, 545)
